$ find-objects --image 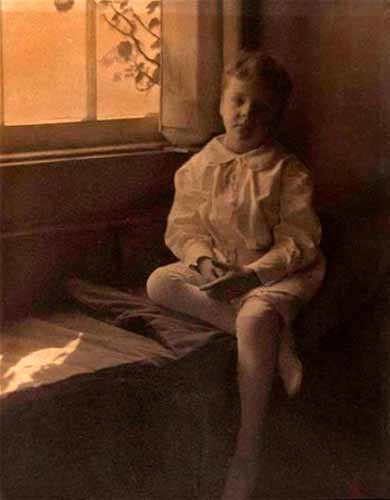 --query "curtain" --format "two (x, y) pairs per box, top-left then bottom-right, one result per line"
(160, 0), (243, 146)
